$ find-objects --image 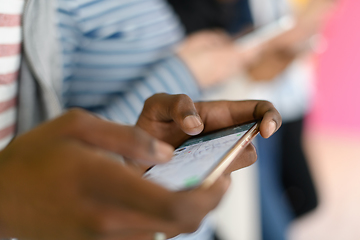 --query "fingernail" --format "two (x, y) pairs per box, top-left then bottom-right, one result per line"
(154, 141), (174, 162)
(268, 120), (277, 137)
(183, 115), (203, 129)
